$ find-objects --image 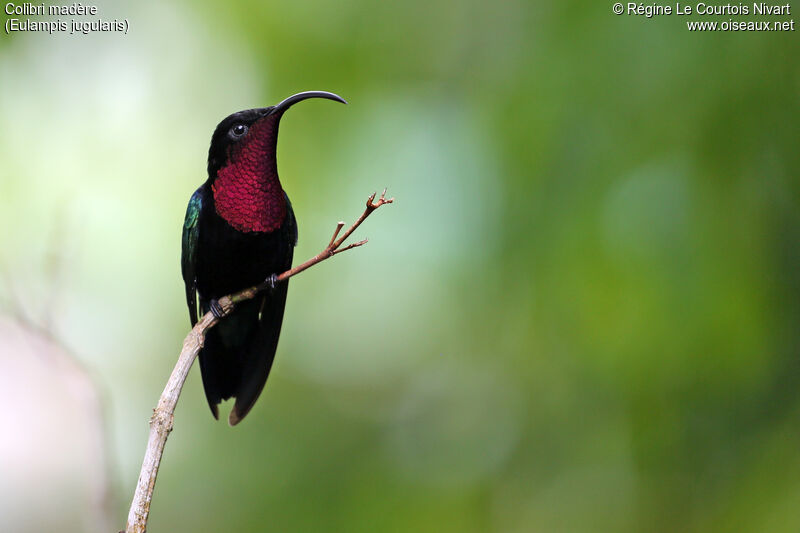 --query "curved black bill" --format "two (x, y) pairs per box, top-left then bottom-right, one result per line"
(272, 91), (347, 114)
